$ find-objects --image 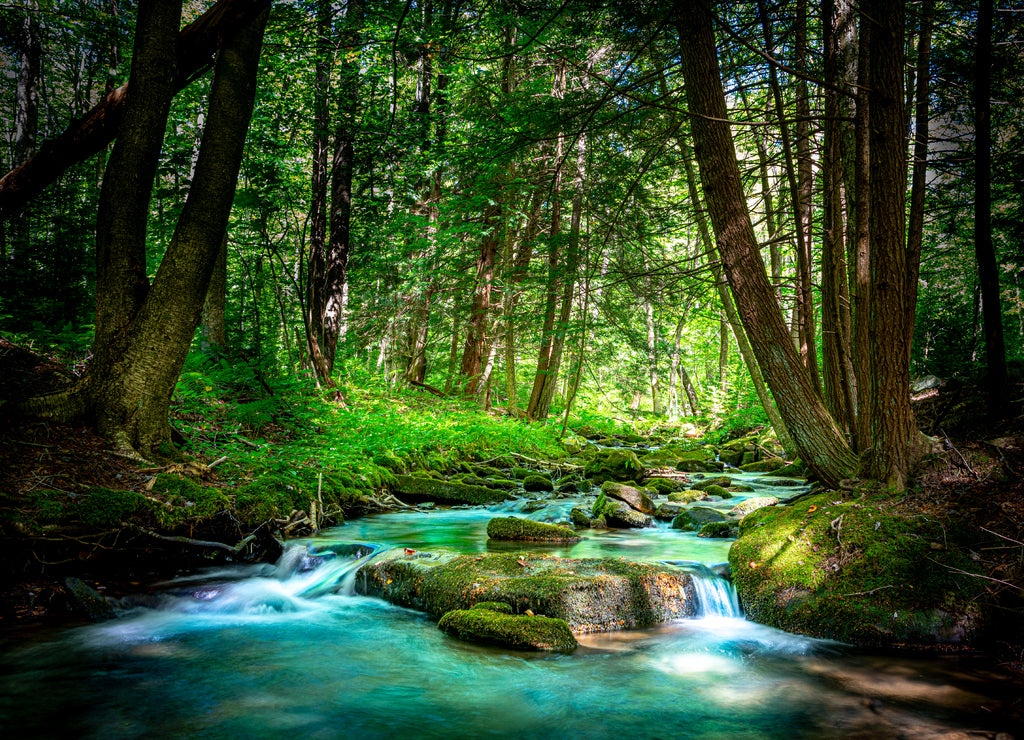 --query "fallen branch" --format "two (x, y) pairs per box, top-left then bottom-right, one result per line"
(979, 527), (1024, 547)
(927, 557), (1024, 593)
(408, 379), (446, 397)
(135, 525), (256, 555)
(842, 584), (895, 598)
(941, 429), (977, 478)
